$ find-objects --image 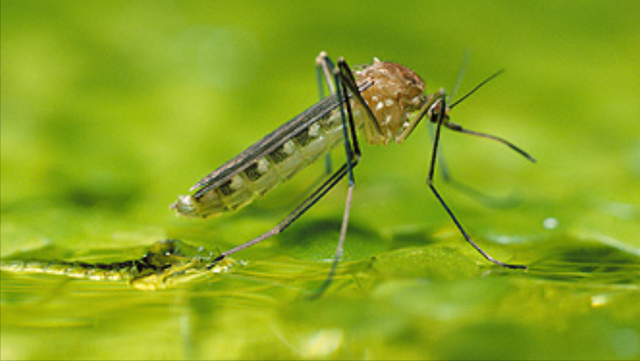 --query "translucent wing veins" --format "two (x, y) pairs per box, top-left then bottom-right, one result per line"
(191, 82), (372, 198)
